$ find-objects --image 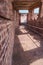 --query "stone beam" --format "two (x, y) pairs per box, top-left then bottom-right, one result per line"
(14, 0), (39, 2)
(14, 0), (41, 10)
